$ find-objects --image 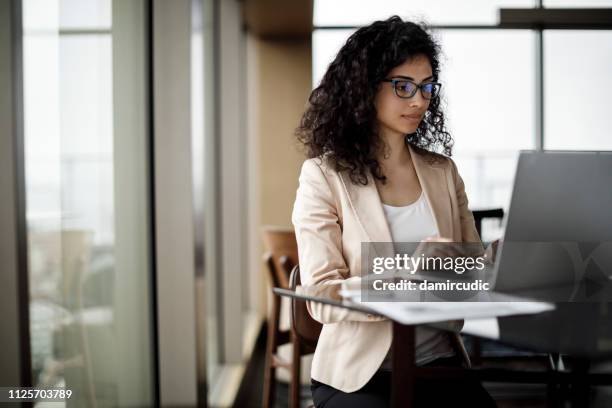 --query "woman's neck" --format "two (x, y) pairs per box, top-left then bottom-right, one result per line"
(378, 132), (412, 172)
